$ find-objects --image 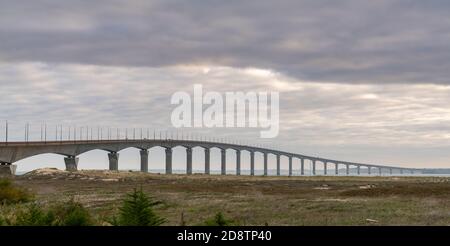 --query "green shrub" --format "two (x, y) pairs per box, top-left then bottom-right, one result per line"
(111, 188), (166, 226)
(0, 215), (5, 226)
(0, 178), (33, 204)
(52, 199), (93, 226)
(13, 199), (93, 226)
(204, 212), (233, 226)
(15, 203), (55, 226)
